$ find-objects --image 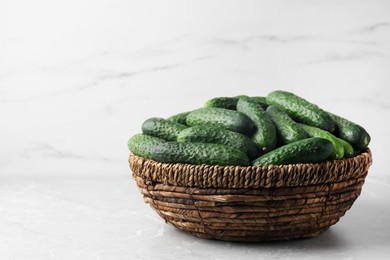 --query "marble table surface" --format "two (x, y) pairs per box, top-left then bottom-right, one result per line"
(1, 0), (390, 259)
